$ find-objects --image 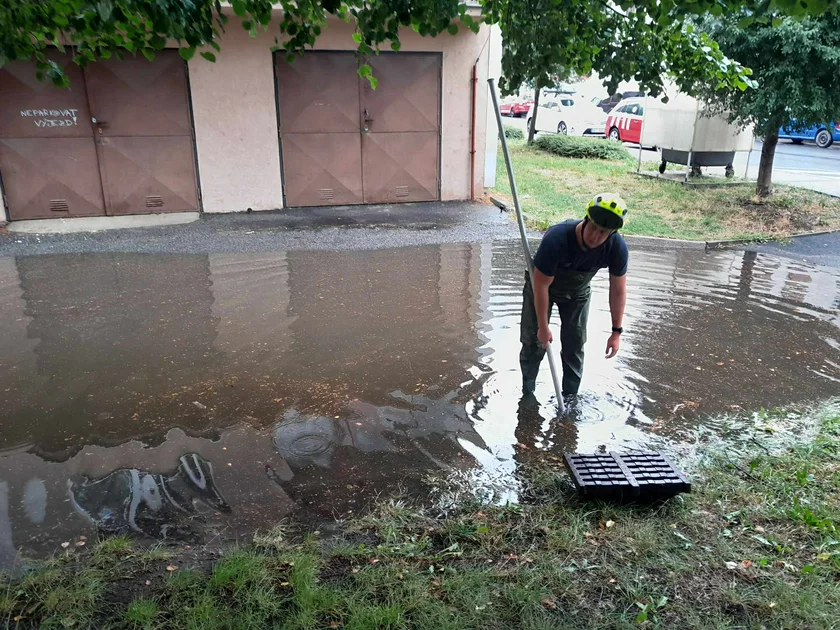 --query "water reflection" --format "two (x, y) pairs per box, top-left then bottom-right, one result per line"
(70, 453), (229, 539)
(0, 242), (838, 564)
